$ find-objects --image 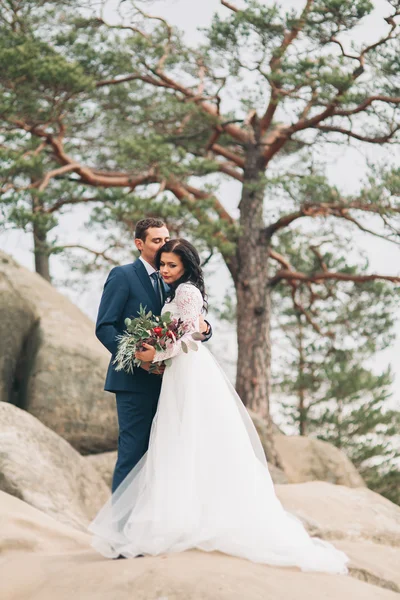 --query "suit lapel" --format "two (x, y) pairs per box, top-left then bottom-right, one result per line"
(132, 259), (161, 313)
